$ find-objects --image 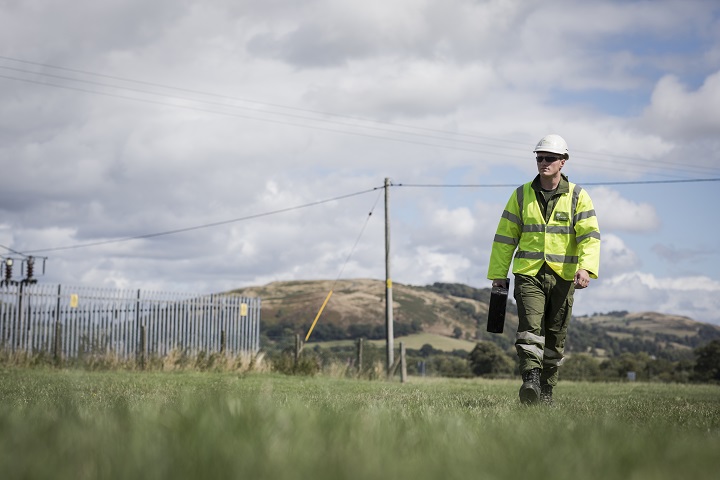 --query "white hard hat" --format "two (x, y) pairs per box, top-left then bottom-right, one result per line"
(533, 134), (569, 159)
